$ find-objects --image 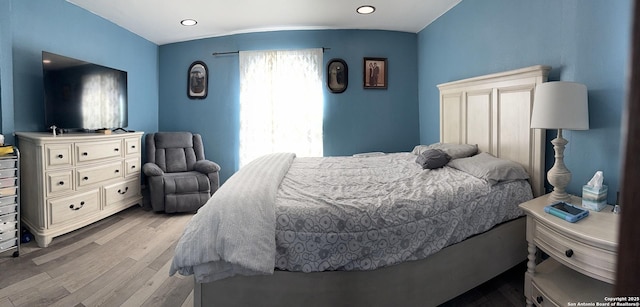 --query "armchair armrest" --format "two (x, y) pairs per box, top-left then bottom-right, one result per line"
(143, 163), (164, 176)
(194, 160), (221, 174)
